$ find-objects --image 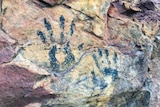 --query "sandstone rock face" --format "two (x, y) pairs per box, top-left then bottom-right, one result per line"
(0, 0), (159, 107)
